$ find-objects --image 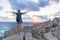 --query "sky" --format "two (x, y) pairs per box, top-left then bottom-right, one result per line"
(0, 0), (60, 22)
